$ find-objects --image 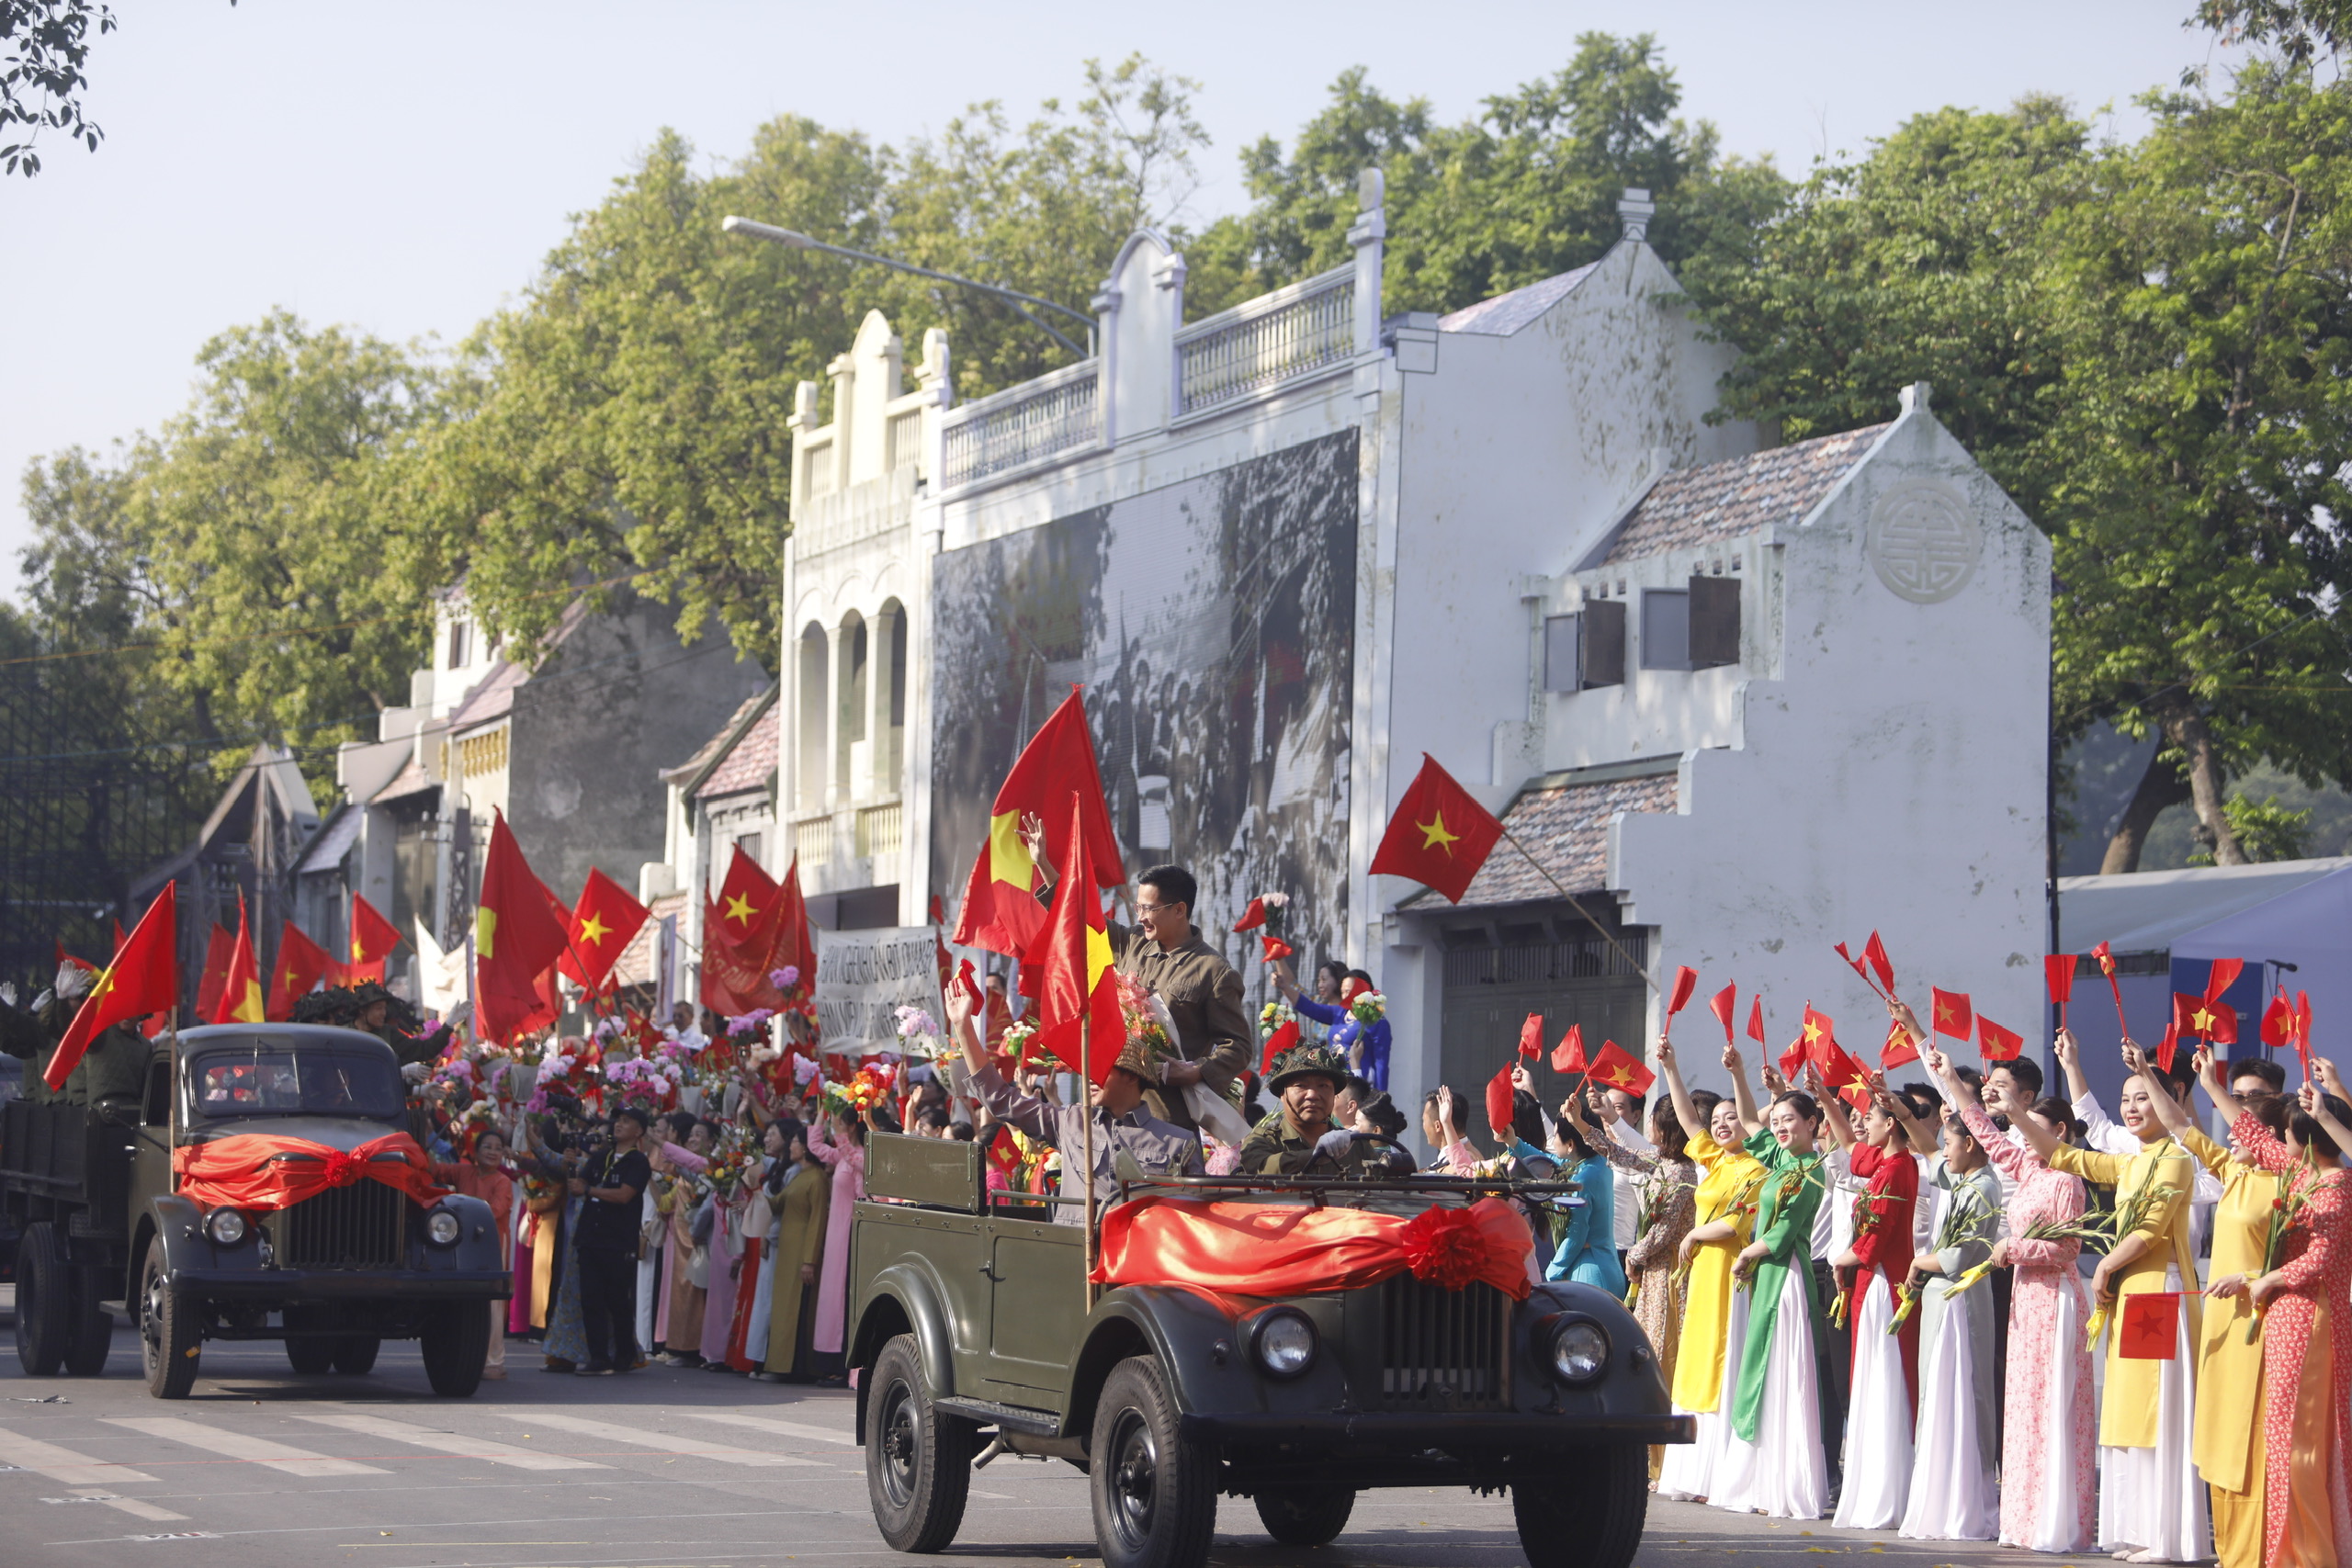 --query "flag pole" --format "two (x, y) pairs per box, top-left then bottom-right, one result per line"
(1080, 1009), (1098, 1311)
(1492, 822), (1658, 991)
